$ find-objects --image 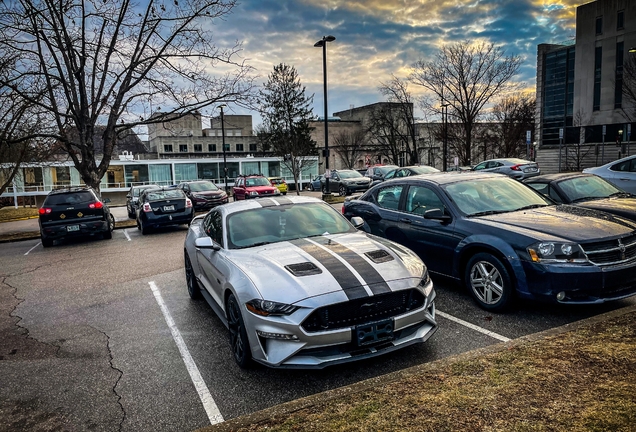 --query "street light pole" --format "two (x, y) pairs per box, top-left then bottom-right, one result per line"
(219, 104), (228, 193)
(441, 102), (449, 171)
(315, 35), (335, 196)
